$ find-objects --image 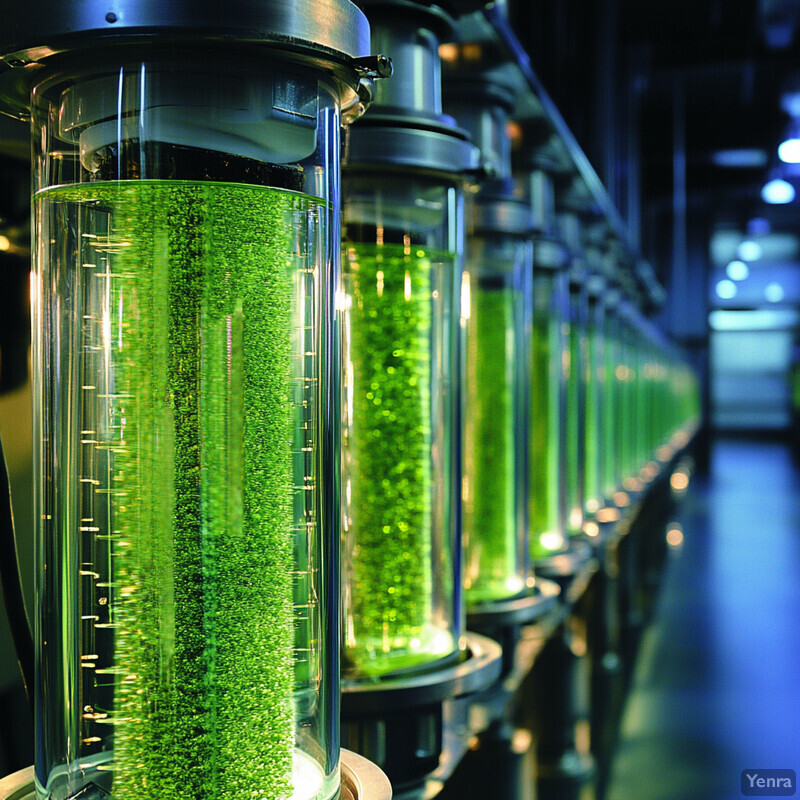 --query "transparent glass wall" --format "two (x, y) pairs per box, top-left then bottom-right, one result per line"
(564, 279), (585, 535)
(462, 231), (532, 605)
(529, 267), (568, 559)
(30, 52), (344, 800)
(341, 173), (463, 679)
(583, 285), (604, 518)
